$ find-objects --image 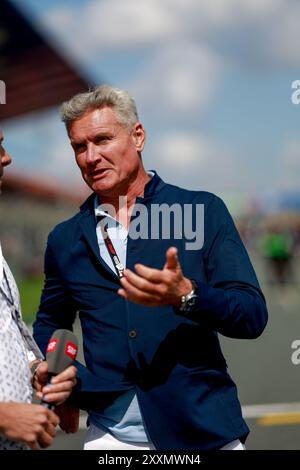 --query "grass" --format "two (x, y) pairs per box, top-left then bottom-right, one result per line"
(17, 277), (44, 325)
